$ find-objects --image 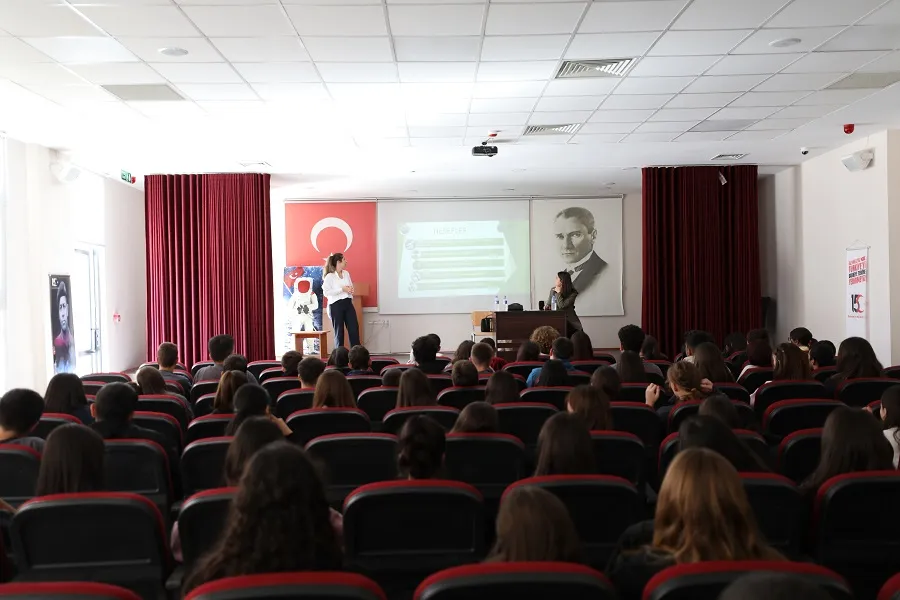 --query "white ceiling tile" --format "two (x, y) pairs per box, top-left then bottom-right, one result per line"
(394, 37), (480, 61)
(566, 32), (661, 59)
(197, 100), (265, 115)
(708, 106), (778, 119)
(795, 89), (878, 105)
(665, 92), (741, 107)
(467, 112), (531, 125)
(629, 55), (720, 77)
(726, 129), (790, 141)
(251, 83), (330, 100)
(410, 137), (463, 147)
(534, 96), (604, 111)
(706, 54), (802, 76)
(473, 81), (547, 97)
(570, 133), (626, 143)
(118, 37), (223, 62)
(25, 85), (117, 105)
(398, 62), (477, 82)
(747, 117), (810, 130)
(403, 95), (471, 113)
(765, 0), (884, 27)
(862, 0), (900, 25)
(355, 138), (410, 149)
(579, 122), (640, 134)
(649, 30), (751, 56)
(465, 125), (525, 137)
(729, 91), (808, 106)
(614, 76), (693, 94)
(182, 6), (295, 36)
(602, 94), (673, 109)
(176, 83), (258, 101)
(529, 111), (593, 124)
(543, 78), (618, 96)
(770, 104), (842, 118)
(407, 113), (467, 126)
(634, 121), (696, 132)
(672, 0), (787, 30)
(151, 62), (243, 83)
(732, 28), (844, 54)
(684, 74), (768, 93)
(24, 37), (138, 63)
(389, 5), (485, 36)
(819, 26), (900, 51)
(858, 51), (900, 72)
(624, 132), (677, 142)
(650, 107), (717, 121)
(327, 82), (399, 101)
(0, 63), (88, 85)
(469, 97), (538, 112)
(128, 101), (205, 118)
(589, 108), (656, 122)
(477, 61), (557, 82)
(580, 1), (684, 33)
(754, 73), (844, 91)
(0, 3), (104, 36)
(784, 51), (887, 73)
(486, 3), (586, 35)
(408, 126), (466, 137)
(0, 38), (55, 64)
(67, 63), (166, 84)
(516, 134), (571, 144)
(77, 6), (198, 36)
(400, 82), (473, 99)
(212, 38), (309, 62)
(232, 63), (320, 83)
(286, 6), (388, 36)
(676, 131), (730, 141)
(318, 63), (397, 83)
(481, 35), (570, 61)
